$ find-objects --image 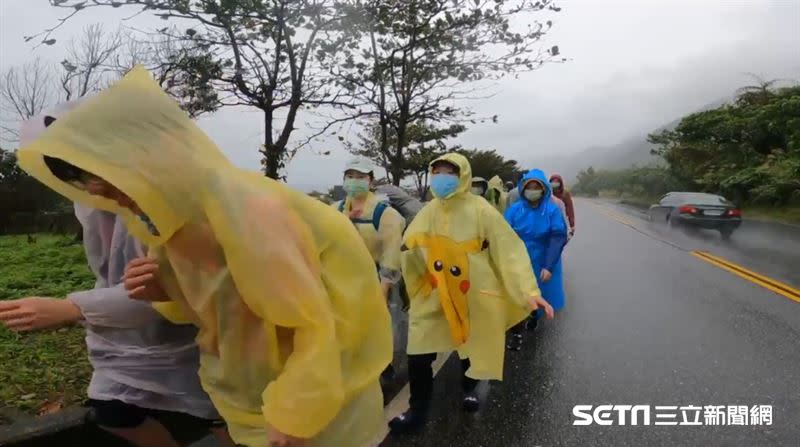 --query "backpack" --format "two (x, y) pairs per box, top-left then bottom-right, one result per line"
(373, 184), (422, 228)
(338, 200), (389, 231)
